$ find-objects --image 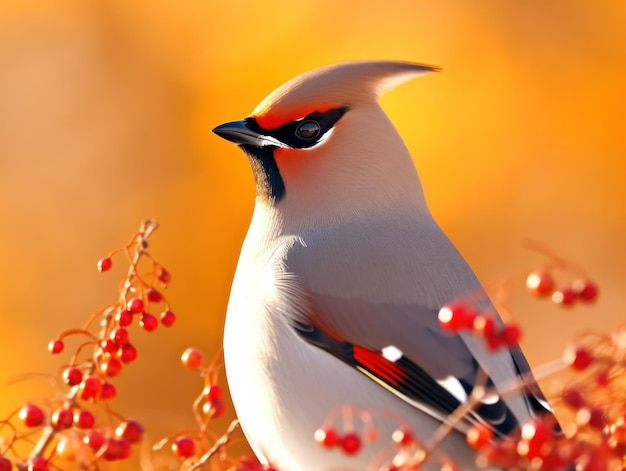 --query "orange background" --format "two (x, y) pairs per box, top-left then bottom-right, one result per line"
(0, 0), (624, 464)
